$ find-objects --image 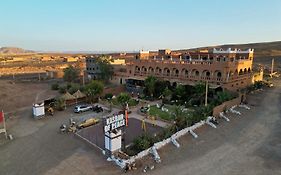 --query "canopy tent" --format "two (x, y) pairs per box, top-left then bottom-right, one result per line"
(73, 90), (87, 103)
(61, 92), (76, 106)
(73, 90), (86, 99)
(61, 92), (76, 100)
